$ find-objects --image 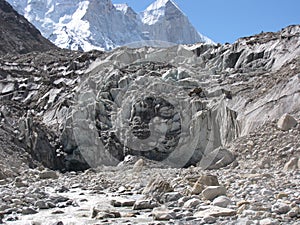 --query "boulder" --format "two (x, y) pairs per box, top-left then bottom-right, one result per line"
(199, 147), (237, 170)
(212, 196), (232, 208)
(133, 158), (144, 172)
(201, 186), (227, 201)
(287, 206), (300, 218)
(197, 174), (220, 186)
(111, 197), (136, 207)
(277, 113), (298, 131)
(183, 198), (202, 209)
(161, 192), (183, 203)
(194, 206), (236, 217)
(21, 207), (38, 215)
(191, 174), (219, 195)
(142, 177), (173, 199)
(39, 170), (59, 179)
(133, 199), (159, 210)
(259, 218), (279, 225)
(271, 201), (291, 214)
(152, 206), (175, 221)
(34, 200), (49, 209)
(91, 208), (121, 219)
